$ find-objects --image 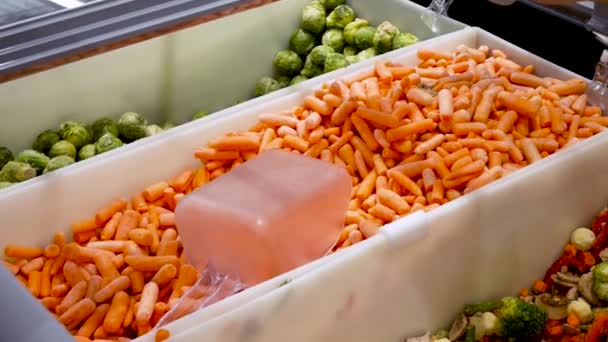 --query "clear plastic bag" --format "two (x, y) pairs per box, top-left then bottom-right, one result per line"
(421, 0), (456, 33)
